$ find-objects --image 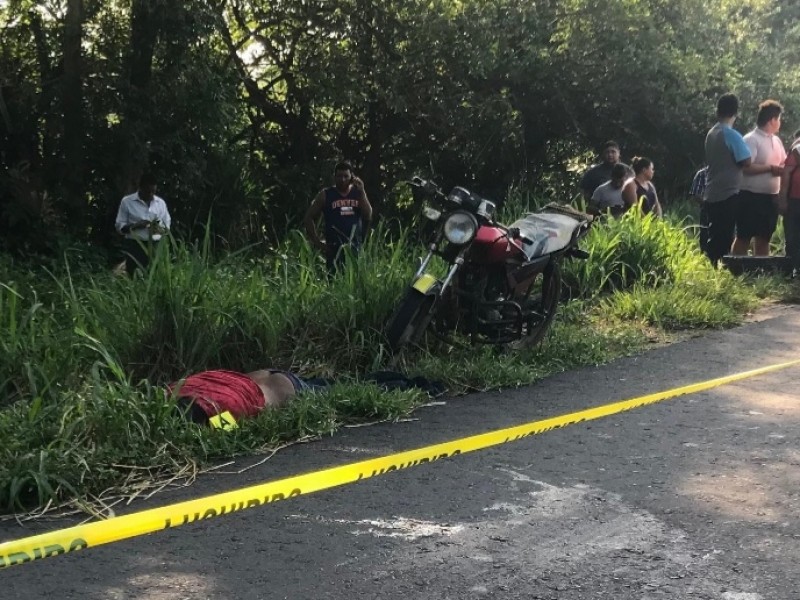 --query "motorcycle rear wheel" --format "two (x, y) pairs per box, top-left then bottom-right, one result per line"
(386, 287), (437, 354)
(507, 261), (561, 351)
